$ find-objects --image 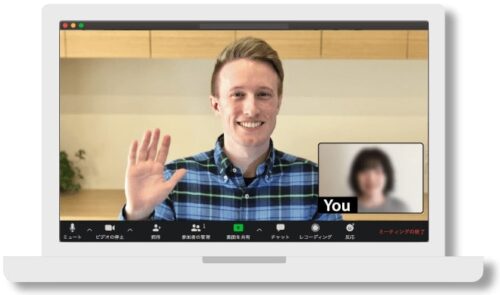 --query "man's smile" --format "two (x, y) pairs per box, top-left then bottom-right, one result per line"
(236, 121), (265, 129)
